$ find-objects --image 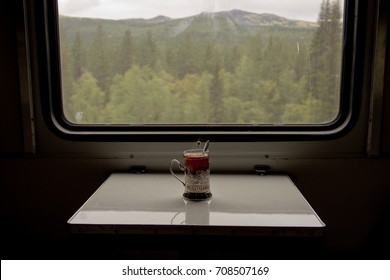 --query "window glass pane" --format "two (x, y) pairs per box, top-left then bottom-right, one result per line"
(57, 0), (344, 125)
